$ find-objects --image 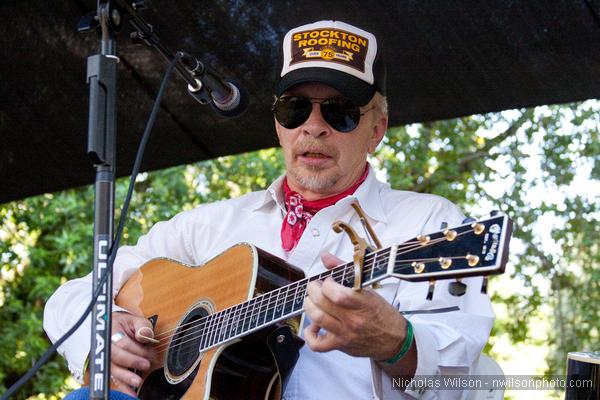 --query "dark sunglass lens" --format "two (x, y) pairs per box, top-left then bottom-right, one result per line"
(273, 97), (312, 129)
(321, 99), (360, 132)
